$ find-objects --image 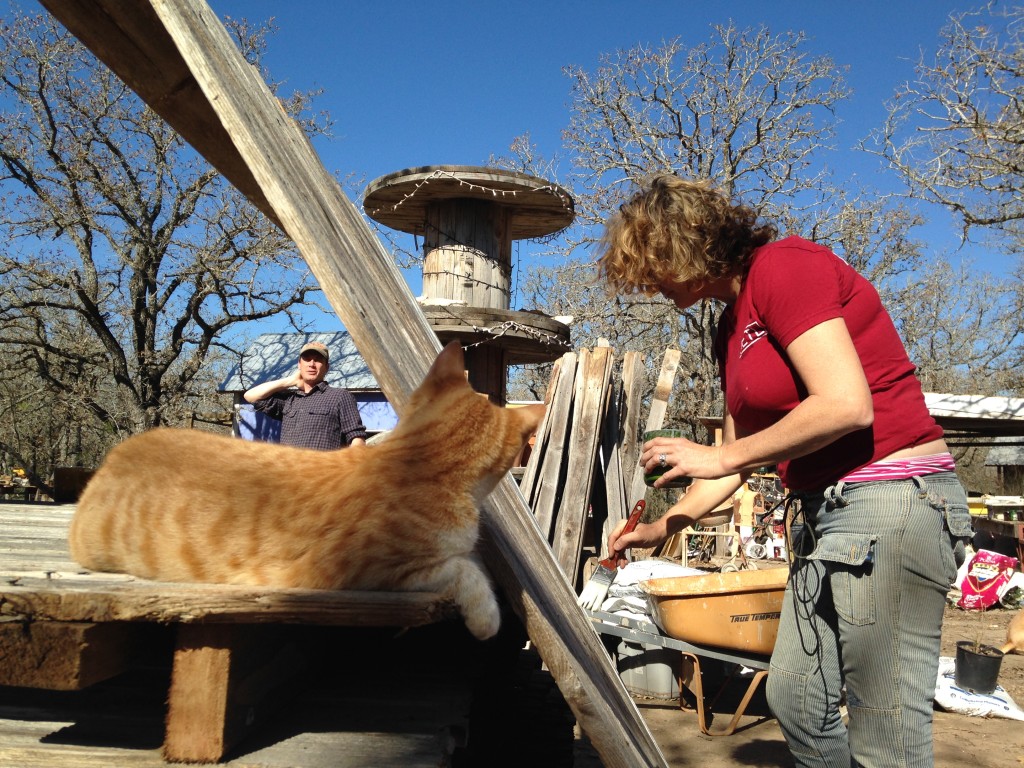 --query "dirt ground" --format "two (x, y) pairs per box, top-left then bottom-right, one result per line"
(573, 597), (1024, 768)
